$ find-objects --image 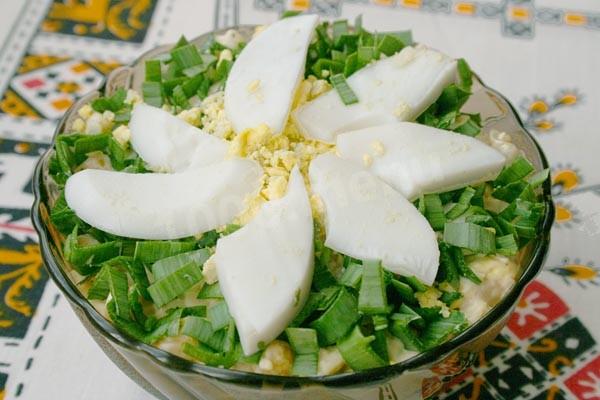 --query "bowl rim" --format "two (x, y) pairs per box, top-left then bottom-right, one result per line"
(30, 29), (555, 389)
